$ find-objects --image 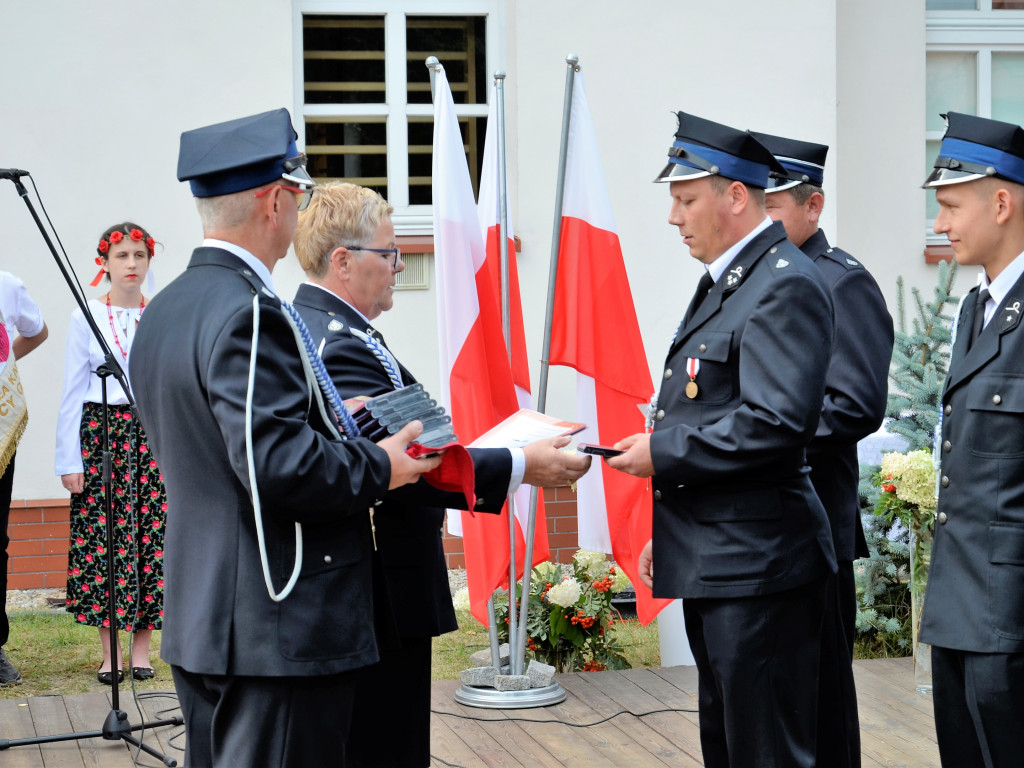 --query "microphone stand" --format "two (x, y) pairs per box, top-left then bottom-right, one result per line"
(0, 174), (183, 766)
